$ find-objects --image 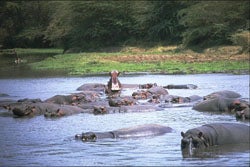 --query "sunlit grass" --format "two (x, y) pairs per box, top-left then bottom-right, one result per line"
(2, 46), (247, 75)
